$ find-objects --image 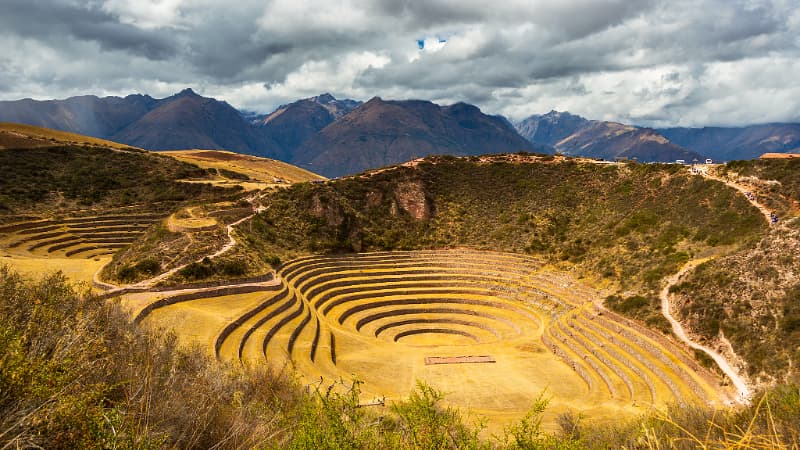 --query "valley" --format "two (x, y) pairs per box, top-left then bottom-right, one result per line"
(5, 1), (800, 446)
(127, 249), (733, 432)
(1, 126), (798, 446)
